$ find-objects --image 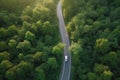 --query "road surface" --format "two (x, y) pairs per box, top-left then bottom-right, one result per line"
(57, 1), (71, 80)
